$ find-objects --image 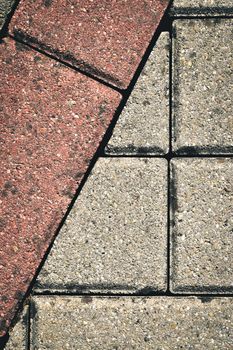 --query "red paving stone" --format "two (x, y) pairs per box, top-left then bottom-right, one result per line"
(0, 37), (120, 336)
(9, 0), (170, 89)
